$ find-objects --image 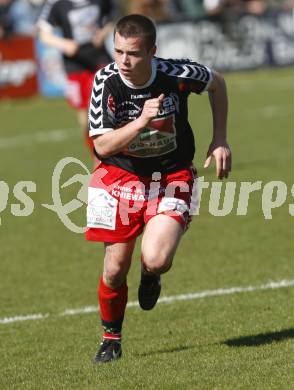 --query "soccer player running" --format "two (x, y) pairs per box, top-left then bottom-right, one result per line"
(87, 14), (232, 363)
